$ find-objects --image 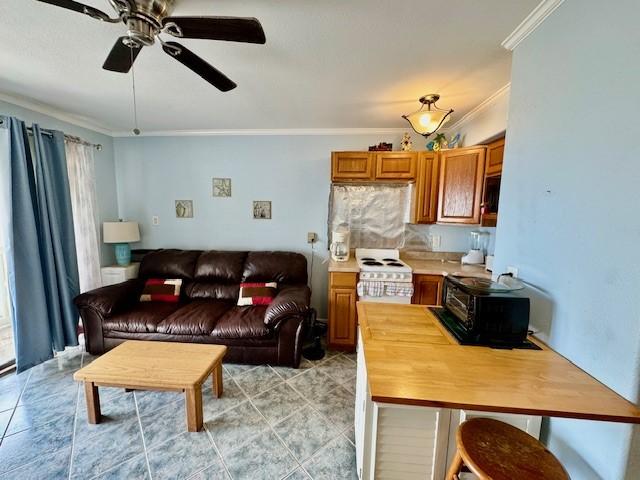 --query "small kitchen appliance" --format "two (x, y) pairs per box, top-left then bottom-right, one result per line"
(356, 248), (413, 304)
(431, 276), (534, 348)
(330, 225), (351, 262)
(461, 231), (489, 265)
